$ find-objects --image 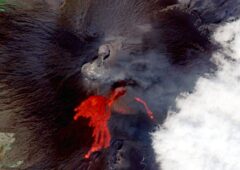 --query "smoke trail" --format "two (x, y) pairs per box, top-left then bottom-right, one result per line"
(151, 19), (240, 170)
